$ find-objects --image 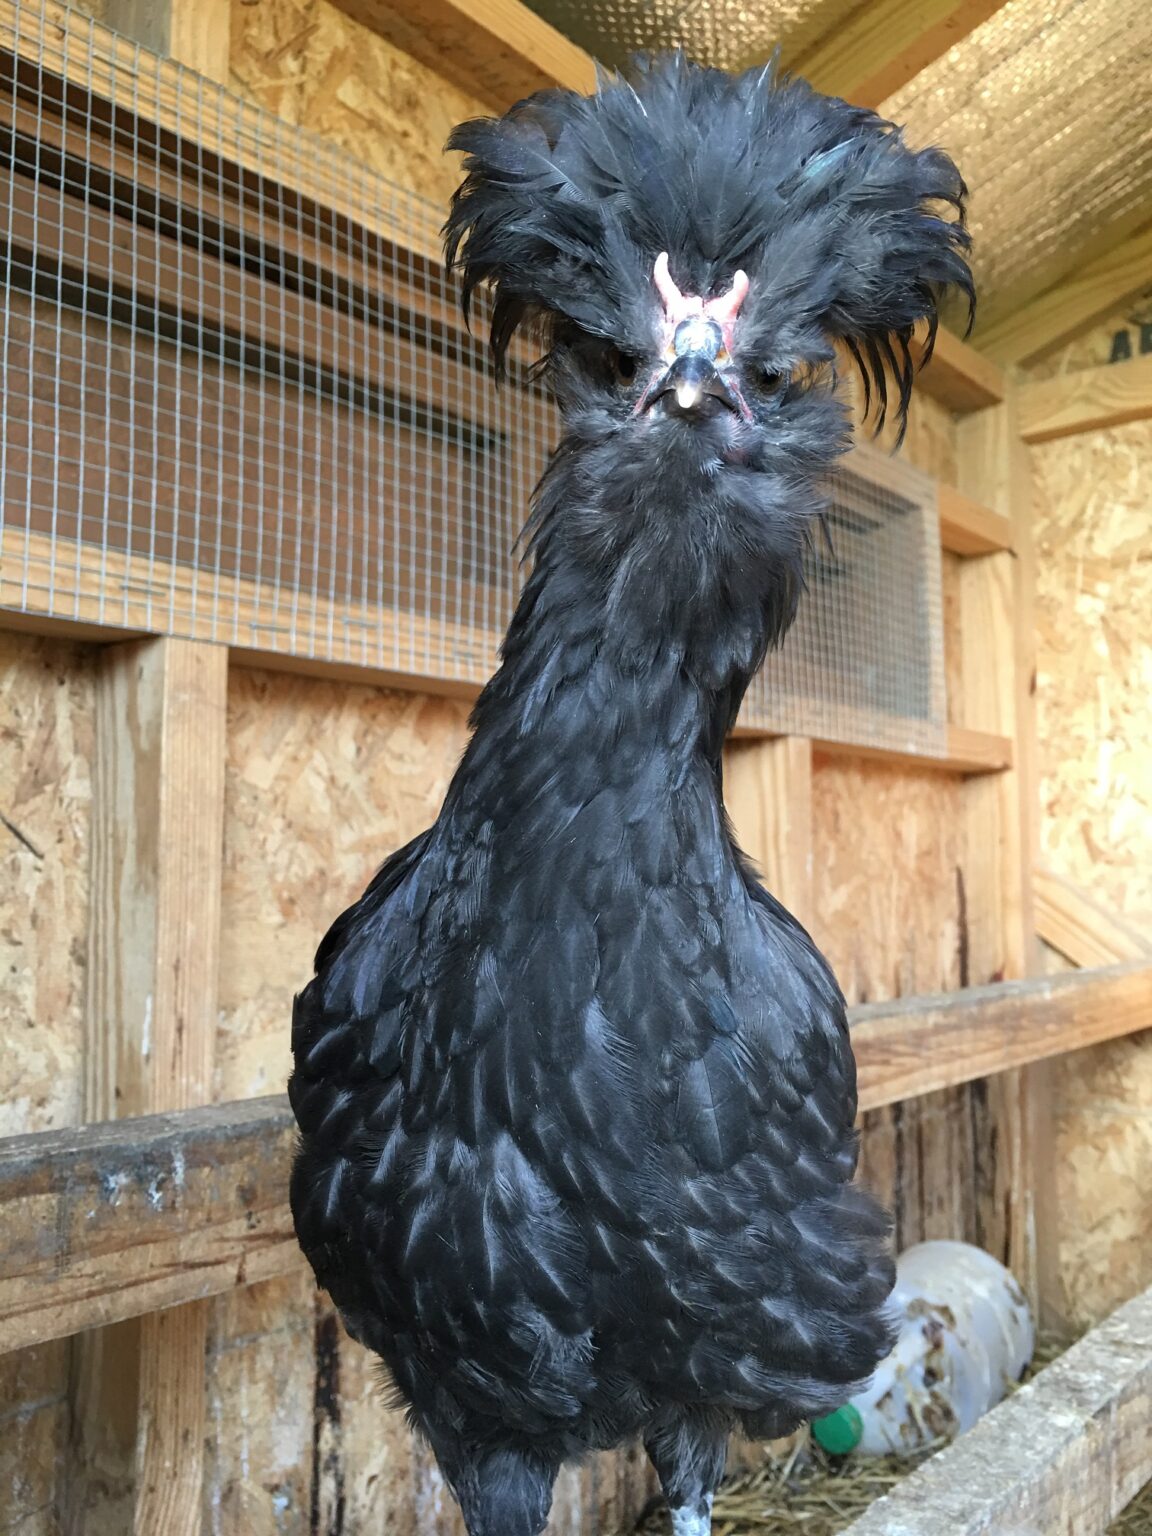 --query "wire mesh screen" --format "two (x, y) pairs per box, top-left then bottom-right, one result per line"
(746, 446), (946, 754)
(0, 0), (946, 757)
